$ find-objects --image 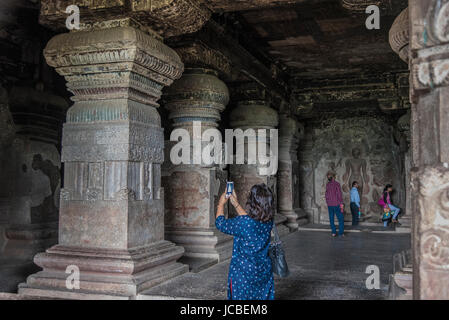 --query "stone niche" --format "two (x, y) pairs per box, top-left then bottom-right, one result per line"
(0, 84), (64, 292)
(299, 115), (404, 223)
(3, 138), (60, 260)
